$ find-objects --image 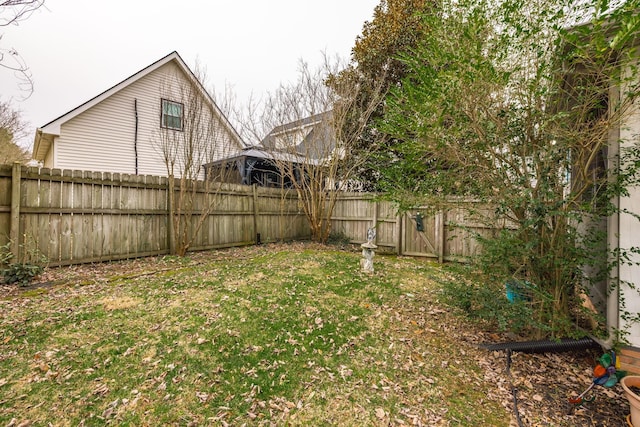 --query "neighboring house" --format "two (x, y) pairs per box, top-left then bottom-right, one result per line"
(33, 51), (244, 177)
(608, 61), (640, 350)
(261, 112), (335, 160)
(204, 111), (370, 190)
(571, 20), (640, 364)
